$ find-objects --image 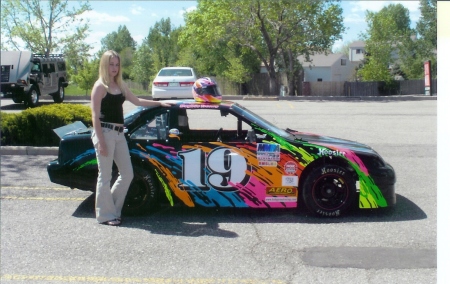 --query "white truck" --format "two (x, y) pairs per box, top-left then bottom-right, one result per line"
(1, 51), (68, 107)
